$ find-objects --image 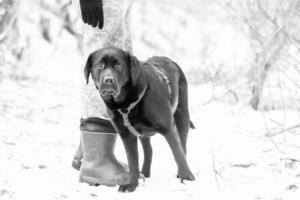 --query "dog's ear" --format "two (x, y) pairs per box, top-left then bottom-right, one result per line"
(127, 53), (140, 85)
(84, 54), (93, 84)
